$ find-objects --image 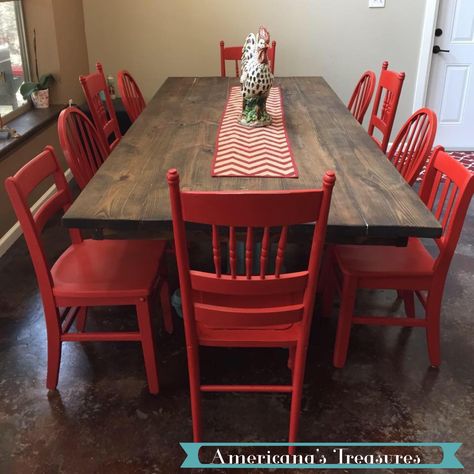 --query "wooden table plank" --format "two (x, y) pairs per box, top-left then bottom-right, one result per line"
(63, 77), (442, 242)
